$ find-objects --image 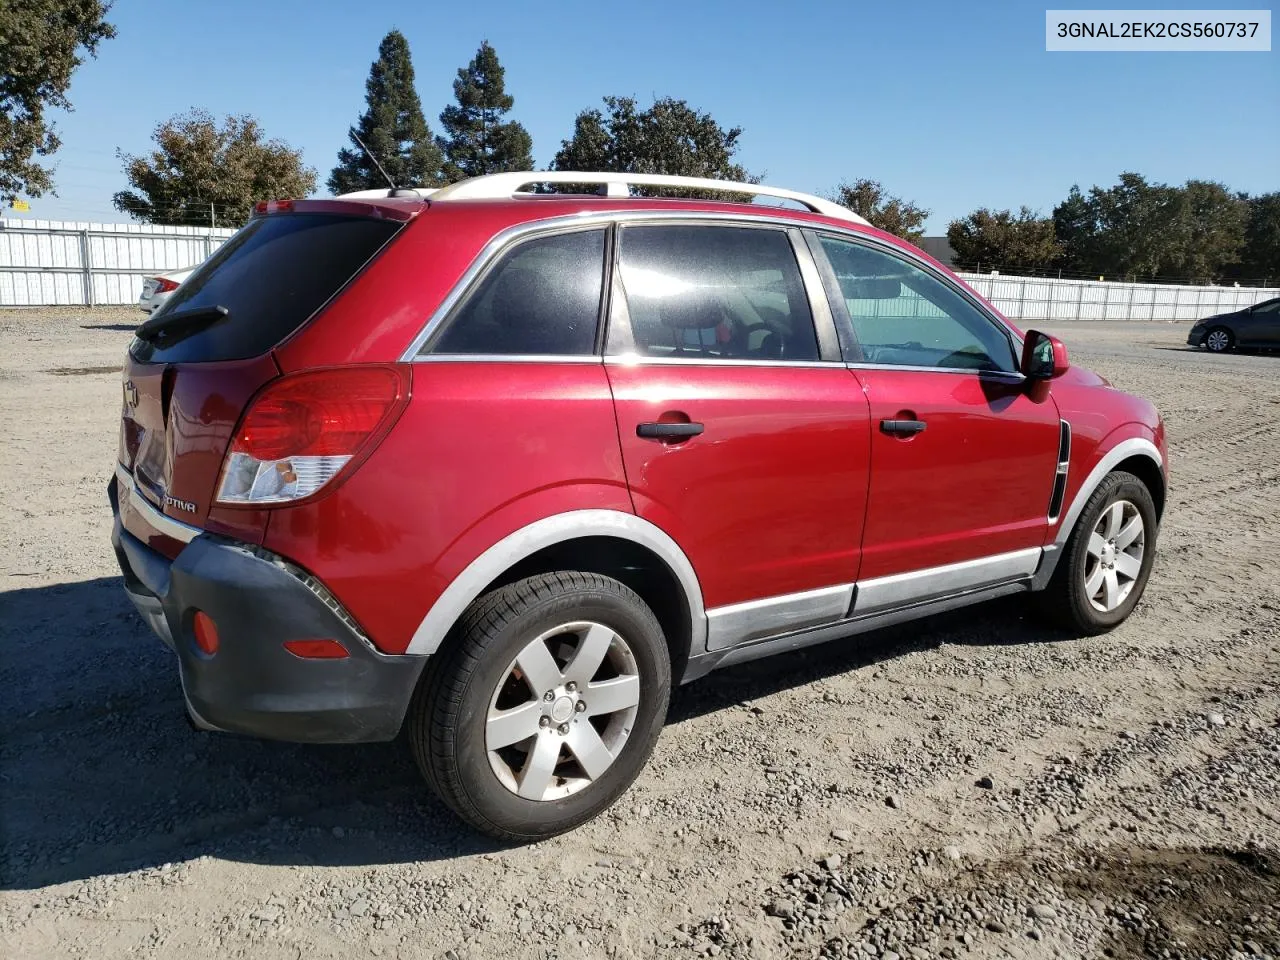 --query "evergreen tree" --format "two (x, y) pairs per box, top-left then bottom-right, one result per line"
(328, 30), (443, 194)
(438, 41), (533, 181)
